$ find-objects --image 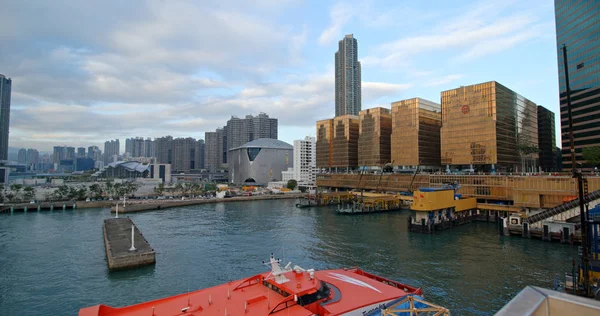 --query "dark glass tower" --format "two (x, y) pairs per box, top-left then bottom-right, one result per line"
(537, 106), (557, 171)
(555, 0), (600, 171)
(0, 74), (11, 161)
(335, 34), (361, 117)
